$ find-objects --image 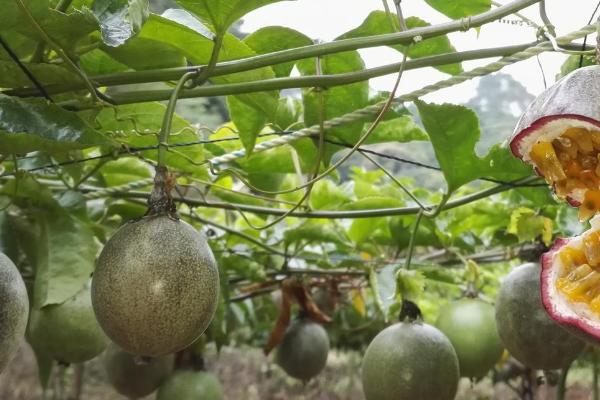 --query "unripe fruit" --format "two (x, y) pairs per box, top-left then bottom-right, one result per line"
(0, 252), (29, 373)
(104, 343), (174, 398)
(28, 284), (108, 364)
(156, 370), (223, 400)
(362, 321), (459, 400)
(275, 319), (329, 381)
(92, 215), (219, 357)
